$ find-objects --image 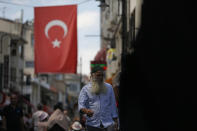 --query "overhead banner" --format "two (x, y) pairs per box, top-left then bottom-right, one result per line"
(34, 5), (77, 73)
